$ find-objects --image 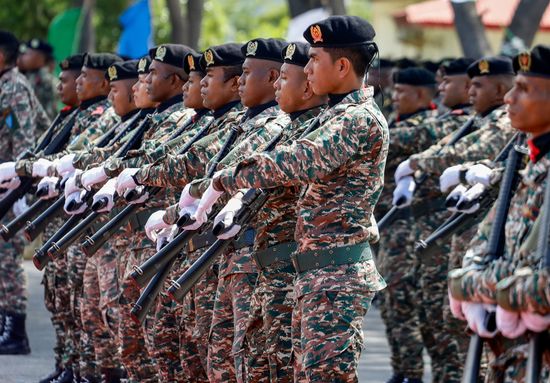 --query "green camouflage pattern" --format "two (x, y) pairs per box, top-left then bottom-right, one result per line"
(24, 67), (59, 122)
